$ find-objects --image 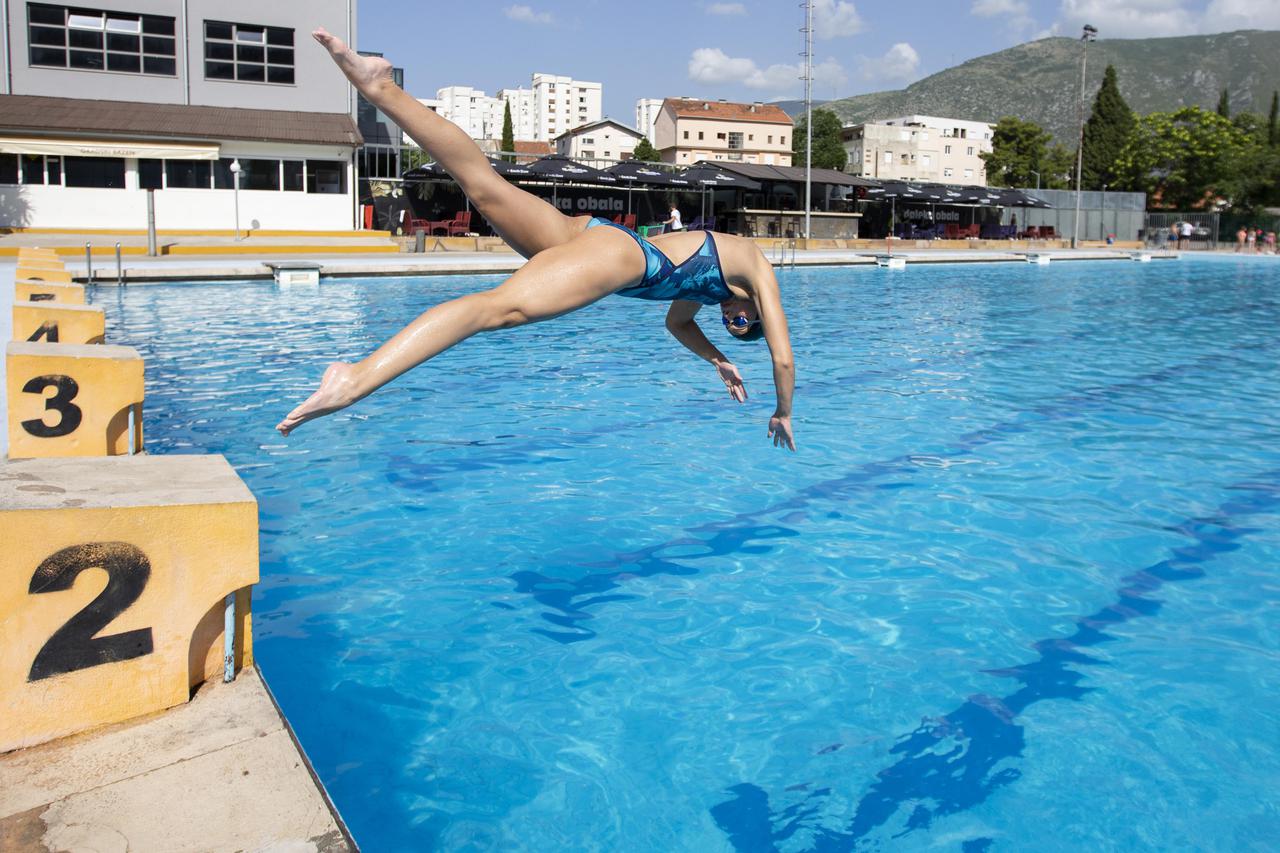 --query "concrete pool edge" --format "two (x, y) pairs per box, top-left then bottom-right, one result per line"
(54, 248), (1193, 285)
(0, 665), (358, 852)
